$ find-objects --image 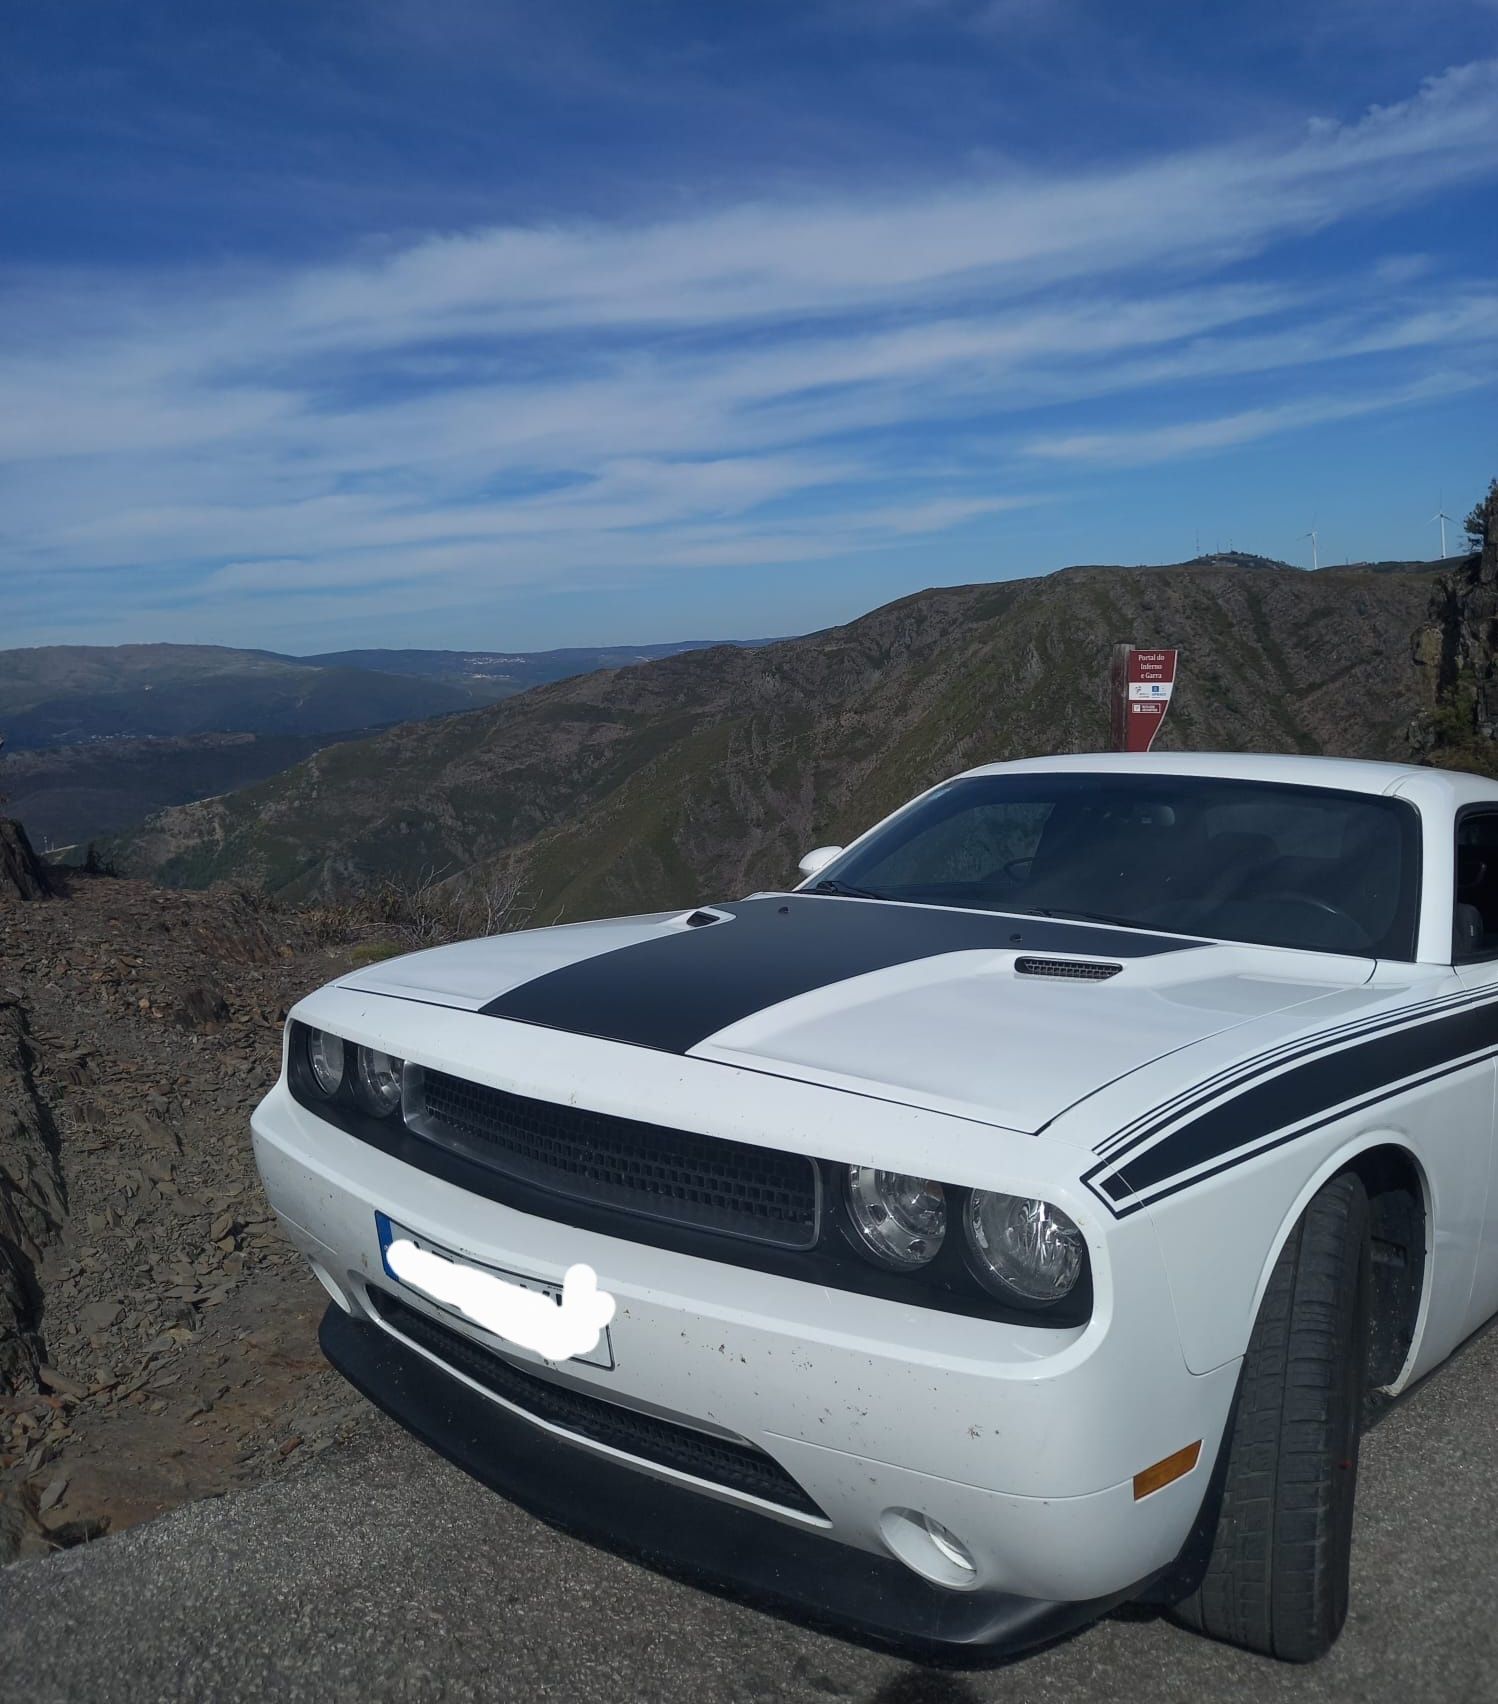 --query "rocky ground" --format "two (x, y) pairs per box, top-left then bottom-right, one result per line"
(0, 856), (386, 1560)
